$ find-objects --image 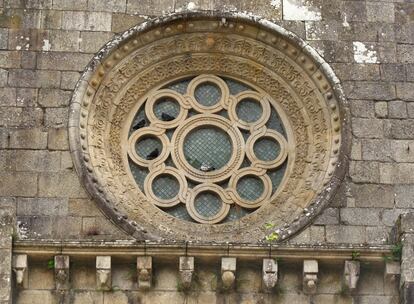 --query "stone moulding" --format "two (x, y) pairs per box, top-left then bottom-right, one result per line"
(68, 11), (349, 243)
